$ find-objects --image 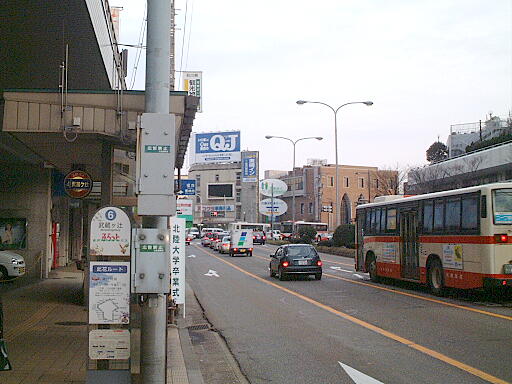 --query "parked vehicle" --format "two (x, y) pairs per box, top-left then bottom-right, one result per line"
(0, 251), (26, 280)
(253, 231), (266, 245)
(219, 236), (231, 254)
(269, 244), (322, 281)
(229, 229), (254, 256)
